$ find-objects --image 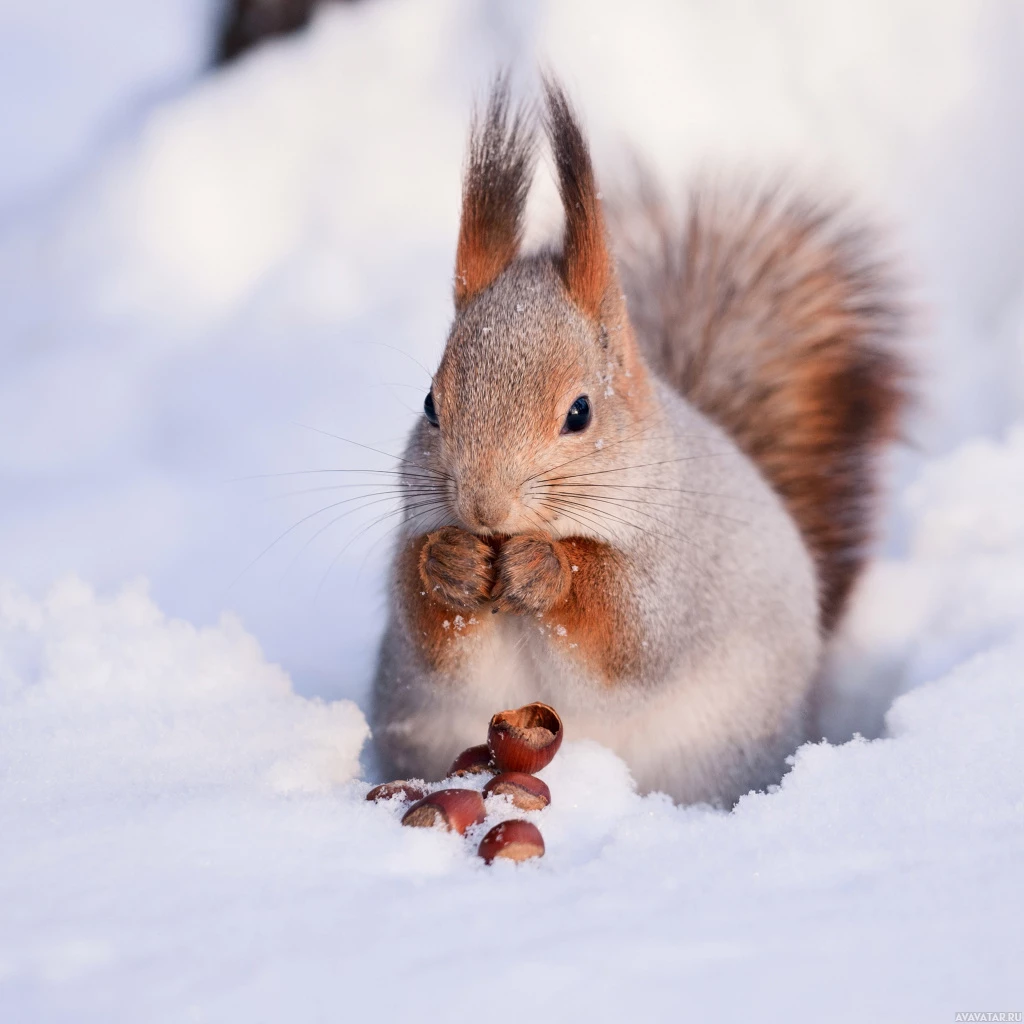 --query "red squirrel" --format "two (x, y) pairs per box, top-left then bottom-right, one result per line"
(370, 78), (908, 805)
